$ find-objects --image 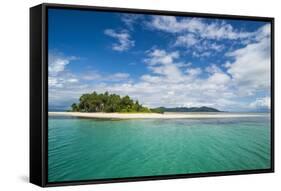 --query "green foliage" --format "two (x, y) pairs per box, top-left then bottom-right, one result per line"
(150, 107), (165, 114)
(151, 106), (220, 112)
(70, 91), (151, 113)
(71, 103), (79, 112)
